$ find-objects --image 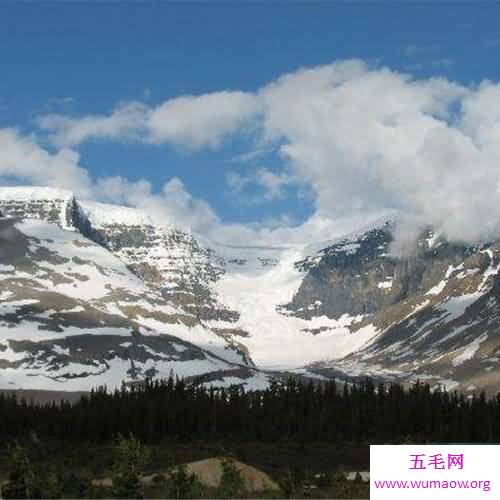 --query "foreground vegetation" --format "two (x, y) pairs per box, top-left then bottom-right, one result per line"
(0, 376), (495, 498)
(0, 438), (369, 499)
